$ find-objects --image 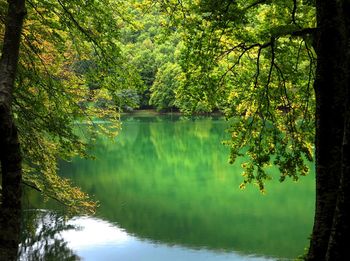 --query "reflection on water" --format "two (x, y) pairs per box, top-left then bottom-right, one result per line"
(20, 210), (277, 261)
(0, 206), (21, 261)
(23, 115), (315, 260)
(18, 210), (80, 261)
